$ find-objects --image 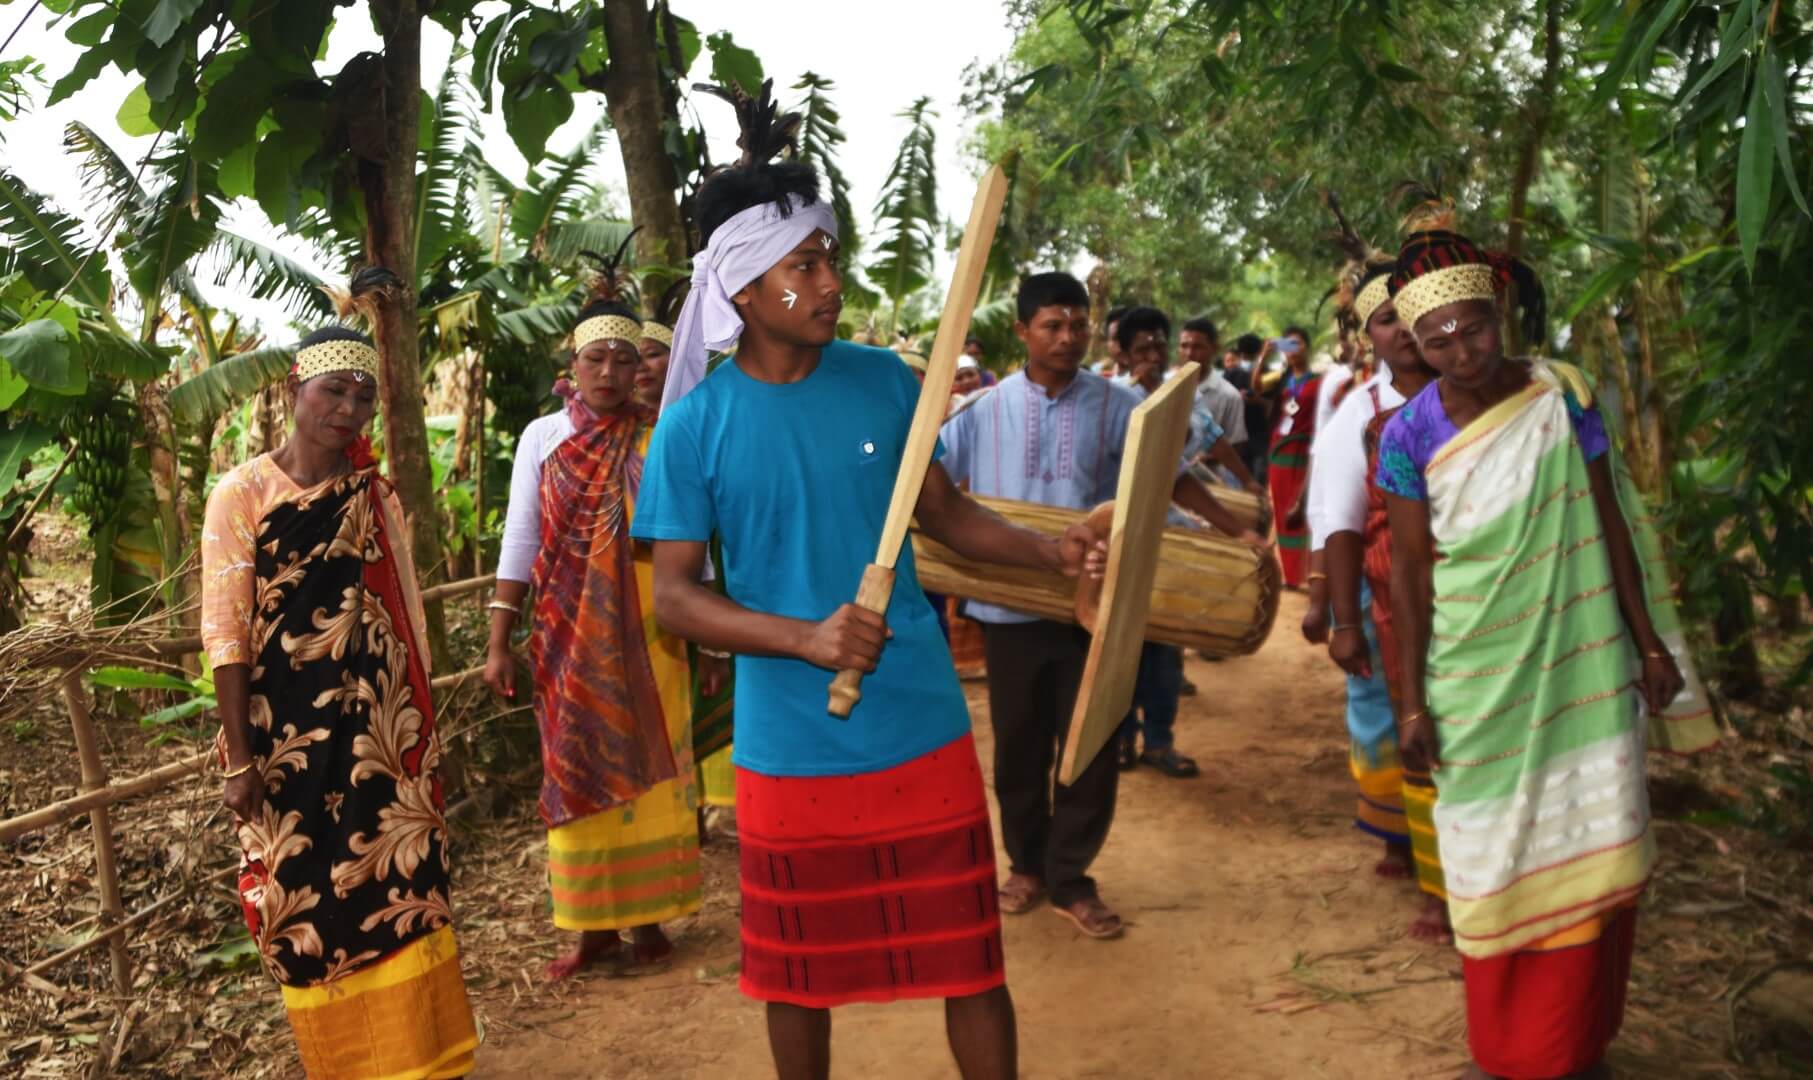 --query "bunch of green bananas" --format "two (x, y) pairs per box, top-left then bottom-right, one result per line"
(63, 393), (137, 527)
